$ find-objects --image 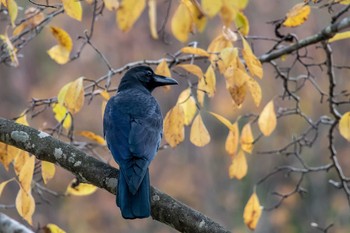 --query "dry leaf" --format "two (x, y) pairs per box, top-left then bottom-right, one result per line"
(181, 46), (210, 57)
(18, 155), (35, 192)
(148, 0), (158, 39)
(42, 161), (56, 184)
(229, 149), (247, 179)
(117, 0), (146, 31)
(339, 112), (350, 141)
(209, 111), (233, 130)
(0, 178), (14, 197)
(201, 0), (222, 17)
(190, 114), (211, 147)
(44, 224), (66, 233)
(177, 88), (197, 125)
(66, 179), (97, 196)
(177, 64), (203, 79)
(247, 77), (262, 107)
(258, 100), (277, 136)
(79, 131), (106, 145)
(241, 123), (254, 153)
(155, 59), (171, 77)
(47, 26), (73, 64)
(104, 0), (119, 11)
(57, 77), (85, 114)
(163, 104), (185, 147)
(234, 11), (249, 36)
(243, 192), (262, 230)
(52, 103), (72, 129)
(16, 188), (35, 225)
(225, 122), (239, 156)
(171, 2), (192, 42)
(283, 3), (311, 27)
(62, 0), (83, 21)
(241, 35), (263, 79)
(329, 31), (350, 43)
